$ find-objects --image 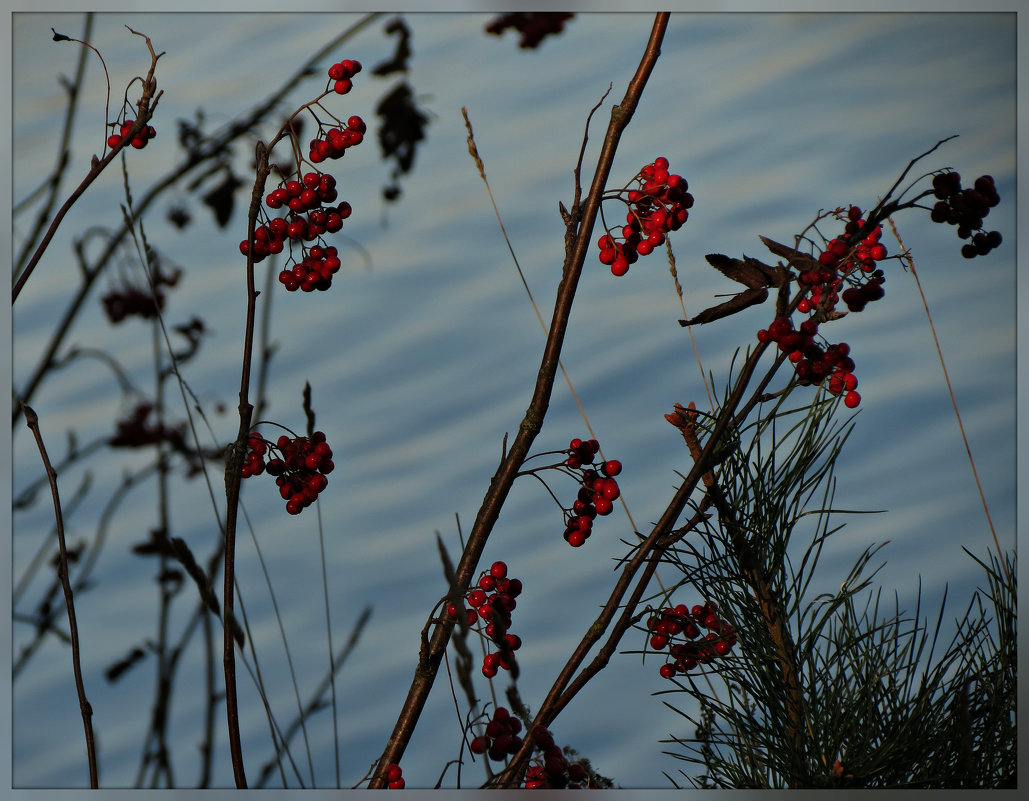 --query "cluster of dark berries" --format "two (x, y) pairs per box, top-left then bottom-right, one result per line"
(308, 115), (366, 164)
(107, 118), (156, 150)
(239, 60), (364, 292)
(446, 561), (523, 678)
(383, 763), (404, 789)
(110, 402), (187, 452)
(597, 157), (693, 276)
(484, 12), (575, 49)
(101, 263), (180, 323)
(469, 706), (524, 762)
(522, 724), (589, 789)
(646, 601), (737, 679)
(928, 171), (1002, 258)
(326, 58), (362, 96)
(562, 438), (621, 547)
(241, 431), (334, 515)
